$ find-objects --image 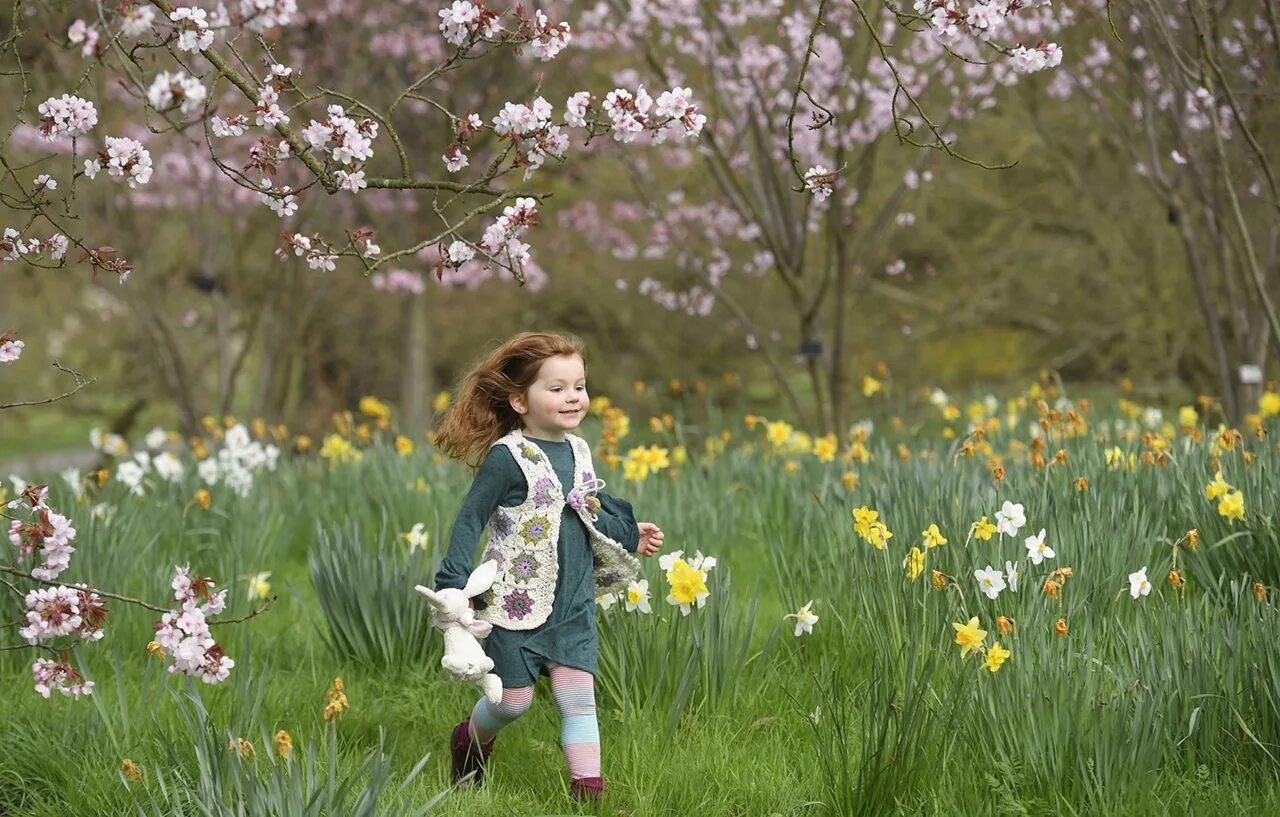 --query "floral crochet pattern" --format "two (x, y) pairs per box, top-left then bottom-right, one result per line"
(520, 514), (551, 544)
(531, 476), (557, 508)
(501, 589), (534, 620)
(475, 430), (640, 630)
(509, 550), (542, 582)
(490, 510), (515, 539)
